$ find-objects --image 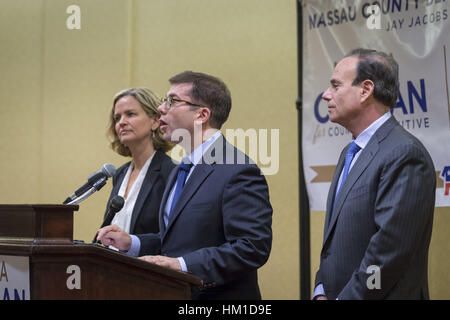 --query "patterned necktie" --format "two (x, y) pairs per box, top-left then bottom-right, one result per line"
(335, 141), (361, 201)
(169, 161), (193, 215)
